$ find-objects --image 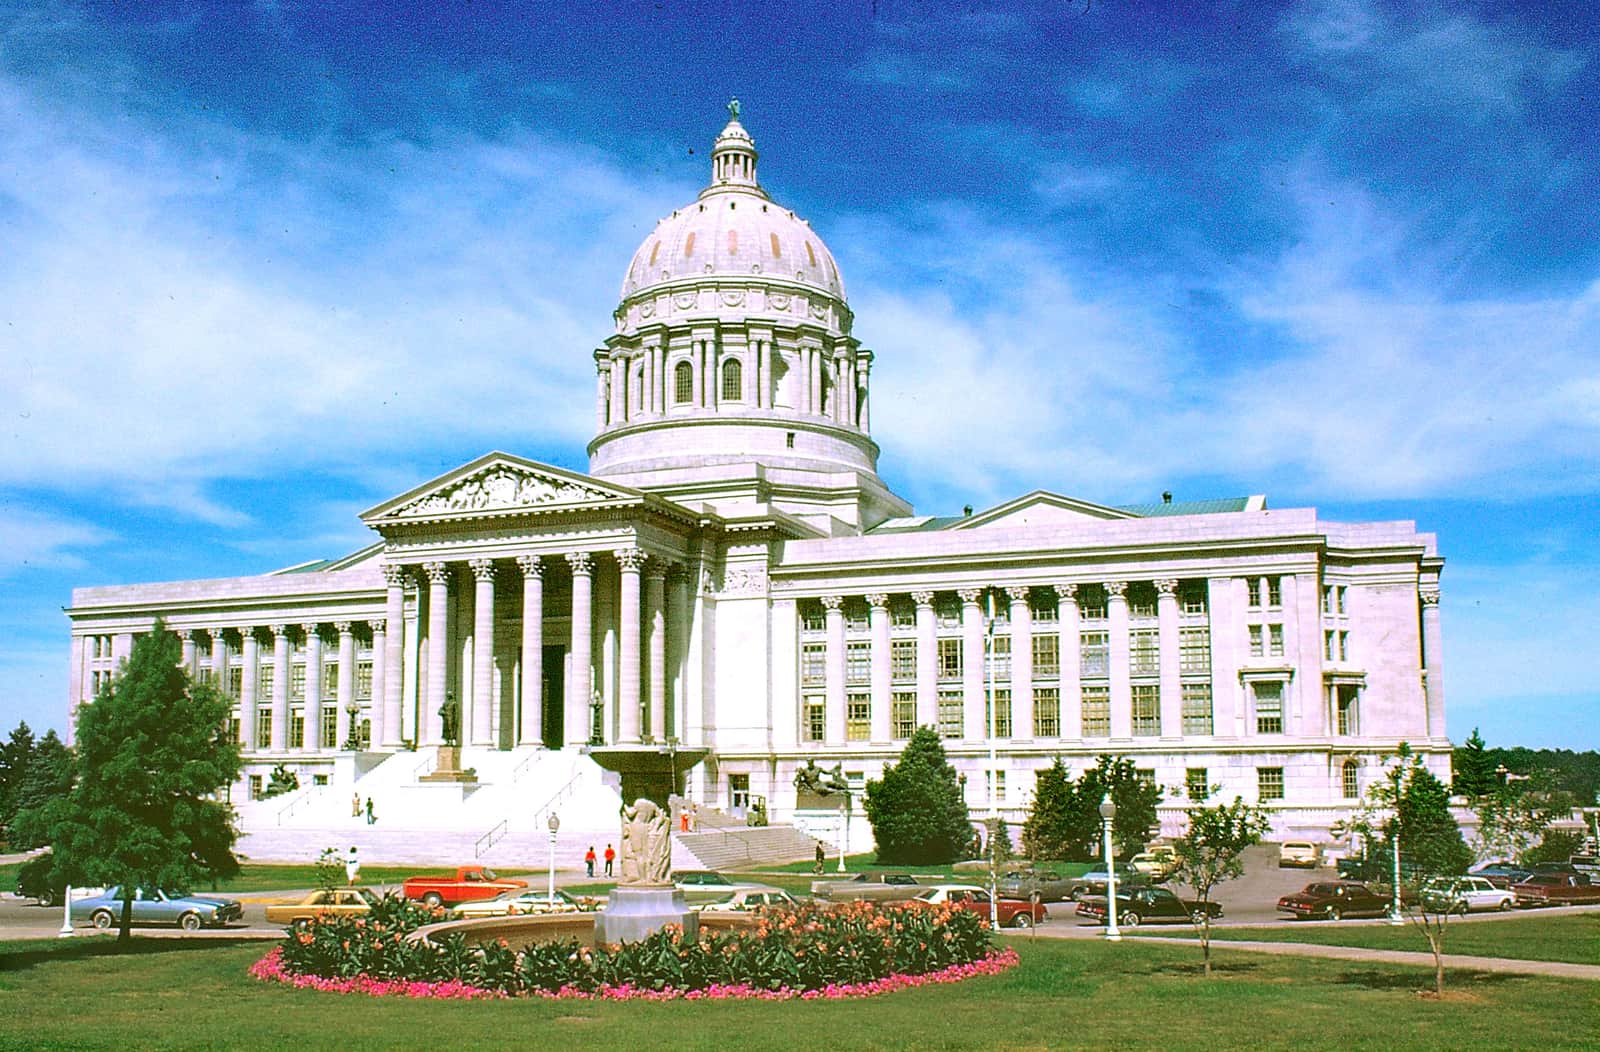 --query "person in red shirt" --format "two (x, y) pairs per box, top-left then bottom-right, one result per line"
(584, 845), (597, 878)
(603, 843), (616, 878)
